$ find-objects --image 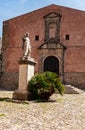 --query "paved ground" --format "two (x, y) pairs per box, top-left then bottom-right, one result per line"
(0, 89), (85, 130)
